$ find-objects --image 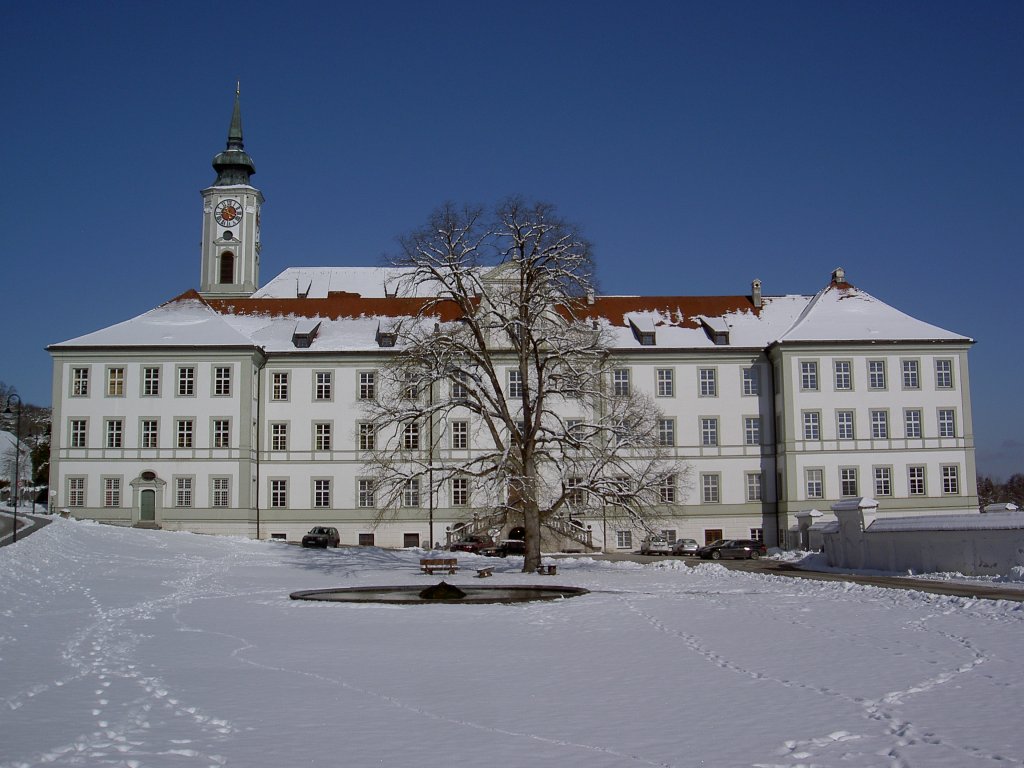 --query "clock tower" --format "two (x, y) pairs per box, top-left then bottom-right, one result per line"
(199, 88), (263, 296)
